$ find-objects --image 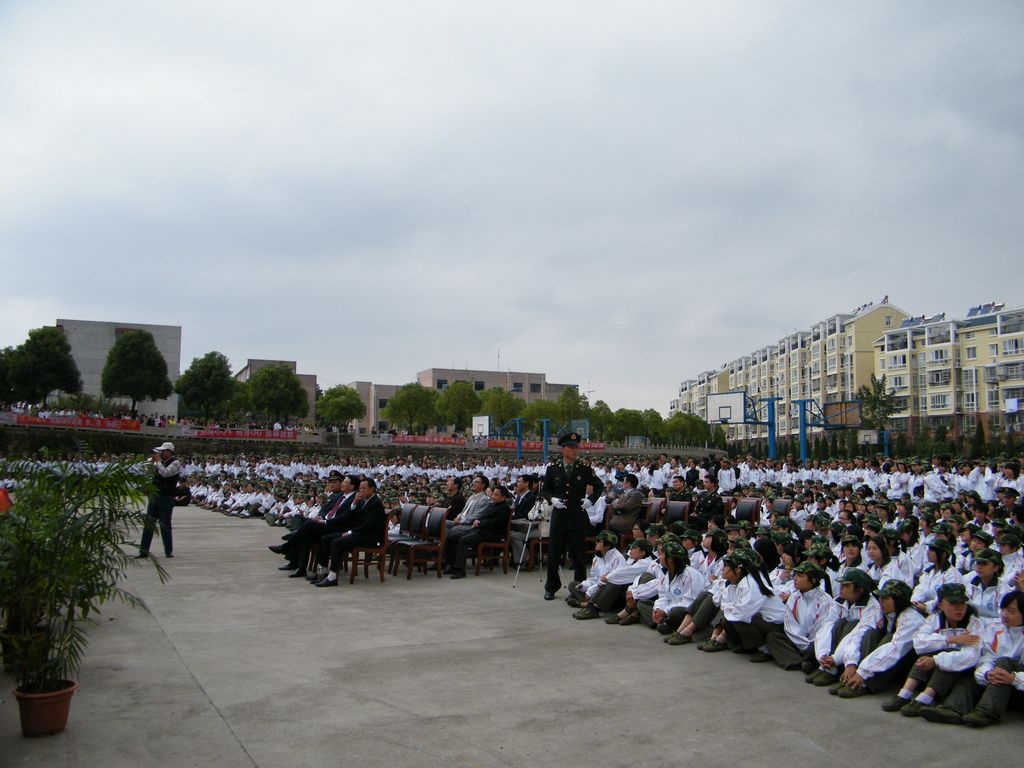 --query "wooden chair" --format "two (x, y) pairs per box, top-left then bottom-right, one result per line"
(733, 497), (763, 524)
(474, 512), (514, 576)
(393, 506), (448, 579)
(388, 504), (430, 574)
(662, 500), (691, 526)
(348, 517), (390, 584)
